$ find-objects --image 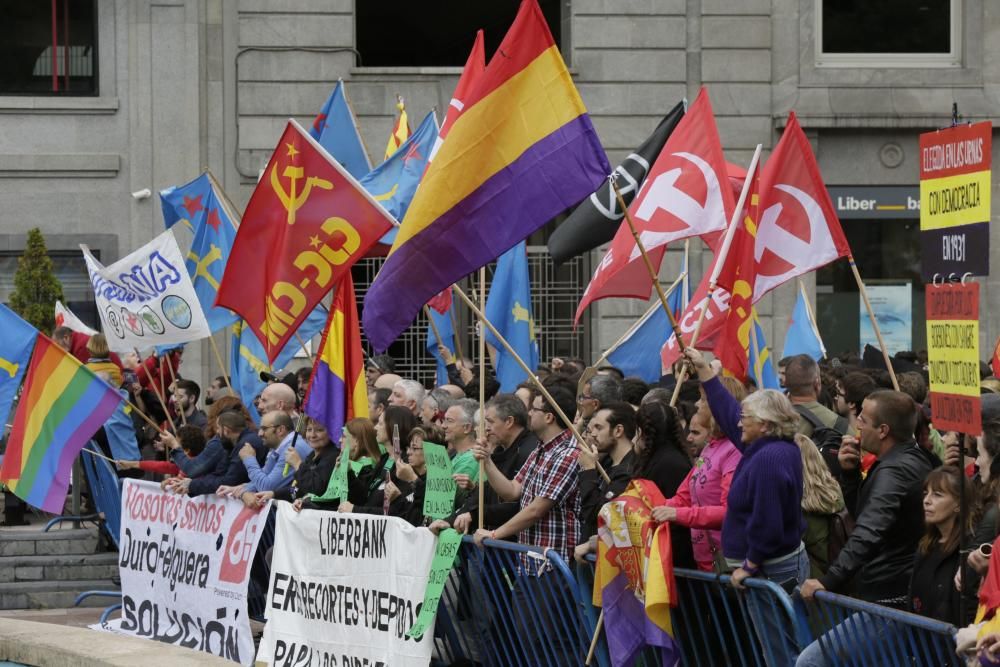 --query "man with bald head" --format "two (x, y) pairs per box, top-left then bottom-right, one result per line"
(374, 373), (402, 390)
(258, 382), (298, 418)
(440, 384), (466, 400)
